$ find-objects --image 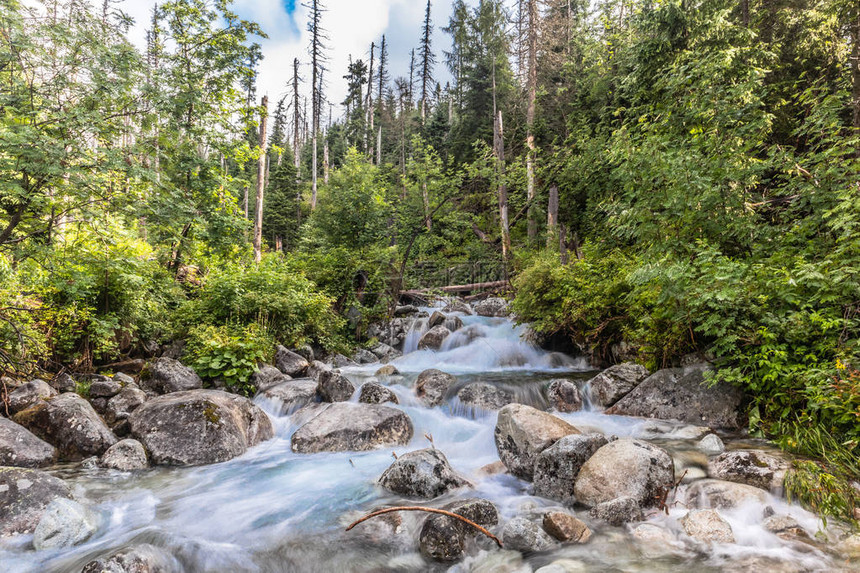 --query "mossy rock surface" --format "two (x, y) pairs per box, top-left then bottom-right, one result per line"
(129, 389), (273, 467)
